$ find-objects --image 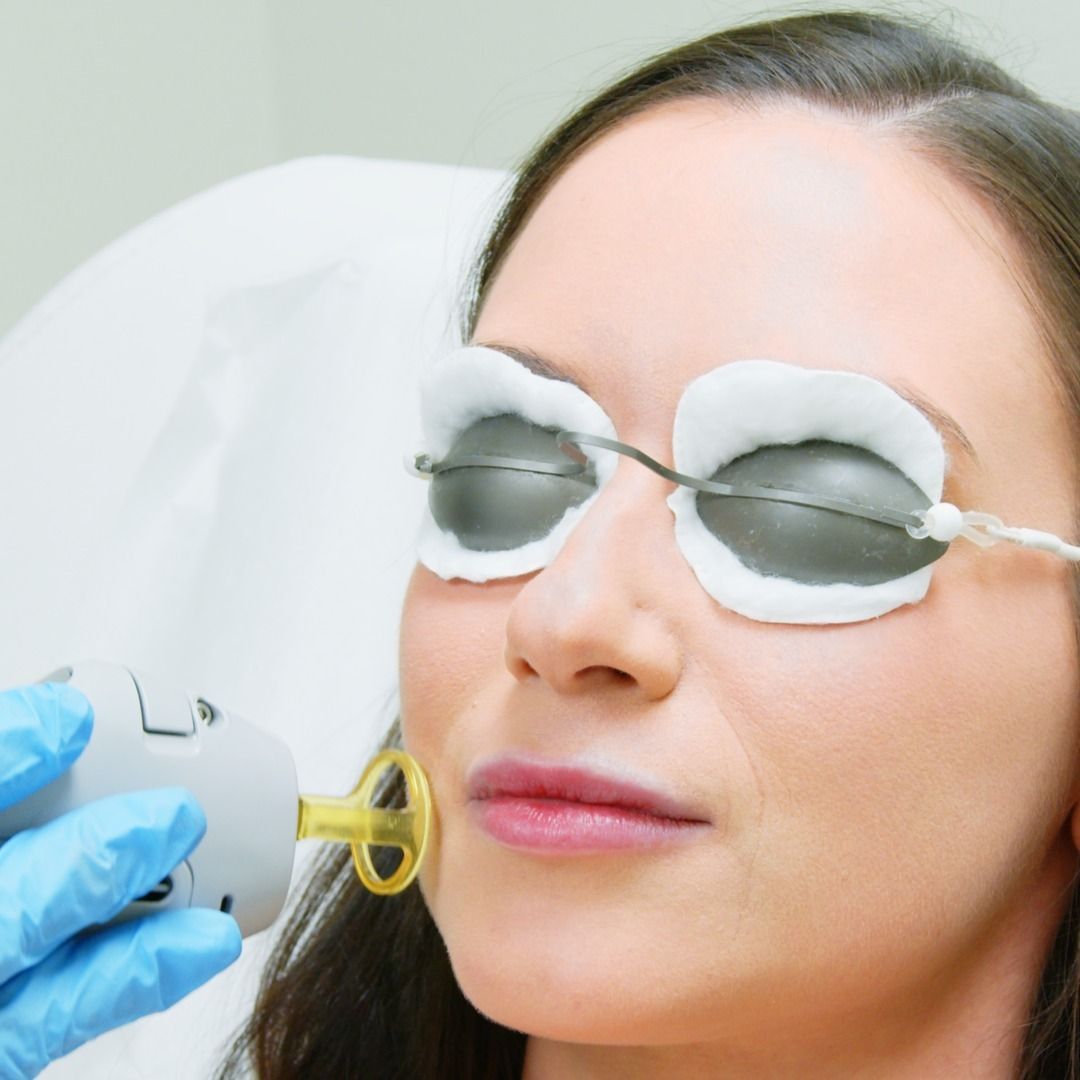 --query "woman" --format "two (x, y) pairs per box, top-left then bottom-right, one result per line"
(209, 10), (1080, 1078)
